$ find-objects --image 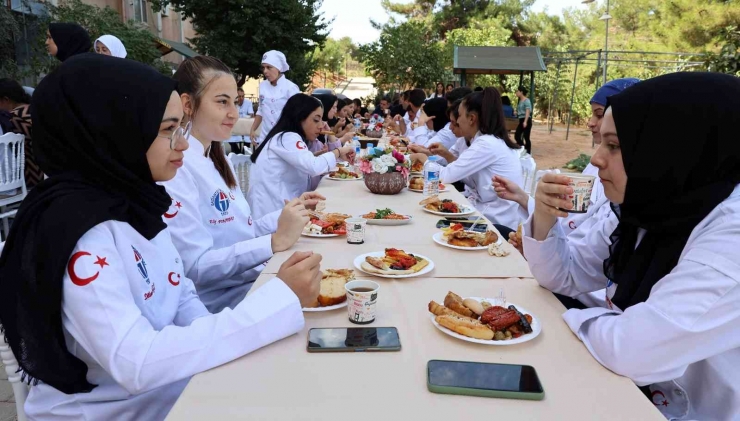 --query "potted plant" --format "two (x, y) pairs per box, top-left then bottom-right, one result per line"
(358, 148), (410, 195)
